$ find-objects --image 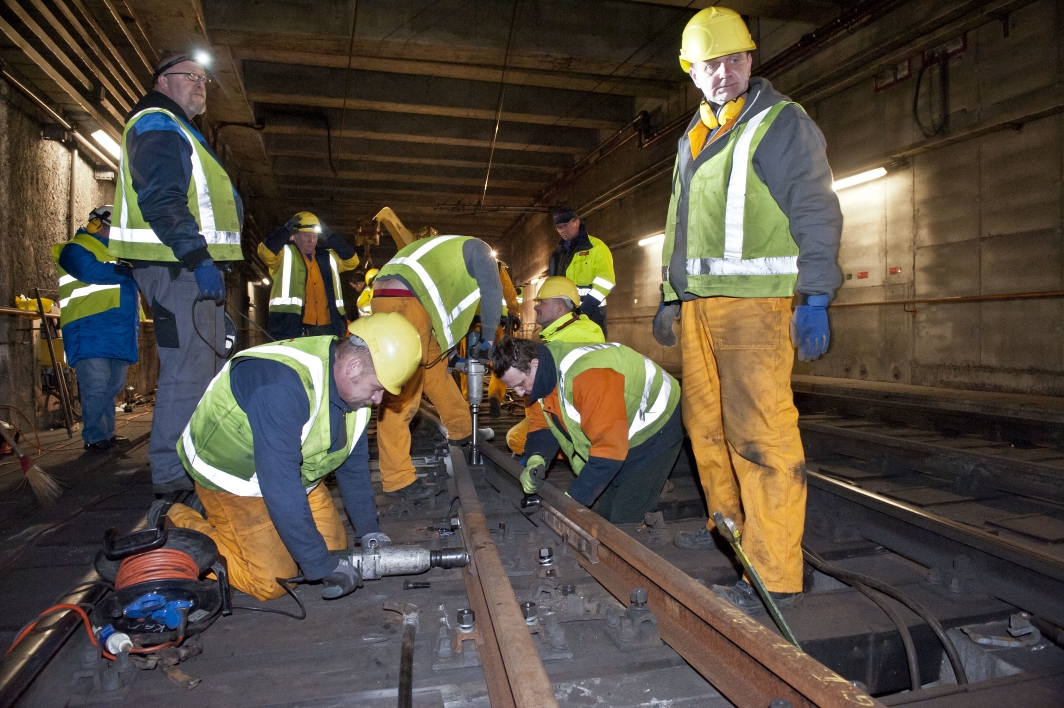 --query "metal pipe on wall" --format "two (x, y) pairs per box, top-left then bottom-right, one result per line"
(68, 145), (77, 238)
